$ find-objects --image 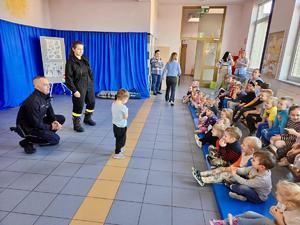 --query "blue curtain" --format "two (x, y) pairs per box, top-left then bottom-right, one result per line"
(0, 19), (149, 110)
